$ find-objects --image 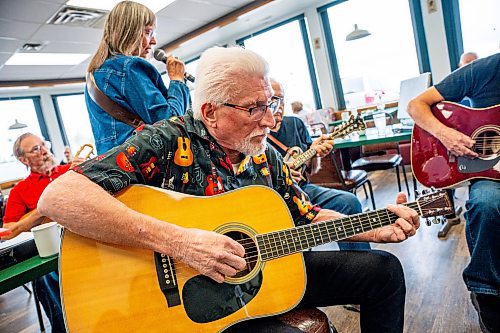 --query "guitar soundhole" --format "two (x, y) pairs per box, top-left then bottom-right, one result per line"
(224, 231), (257, 279)
(473, 129), (499, 159)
